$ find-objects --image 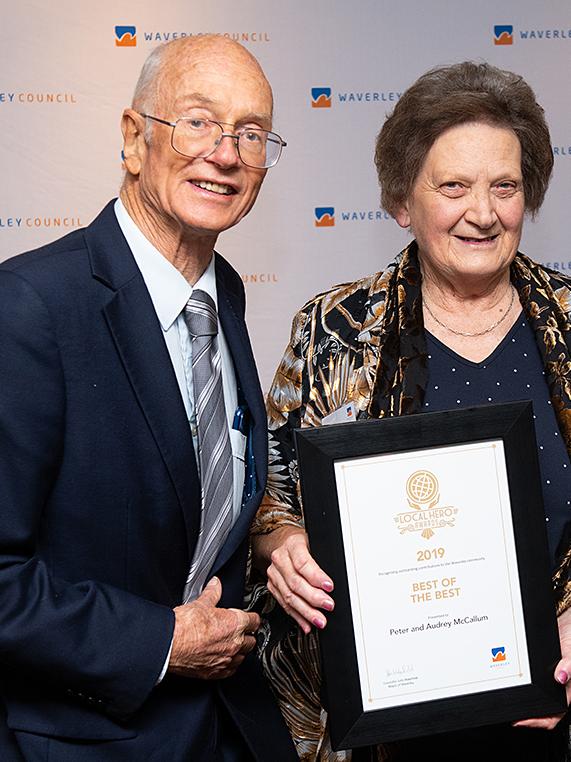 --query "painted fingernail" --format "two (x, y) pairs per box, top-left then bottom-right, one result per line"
(322, 580), (334, 592)
(322, 599), (334, 611)
(312, 616), (326, 629)
(557, 670), (569, 684)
